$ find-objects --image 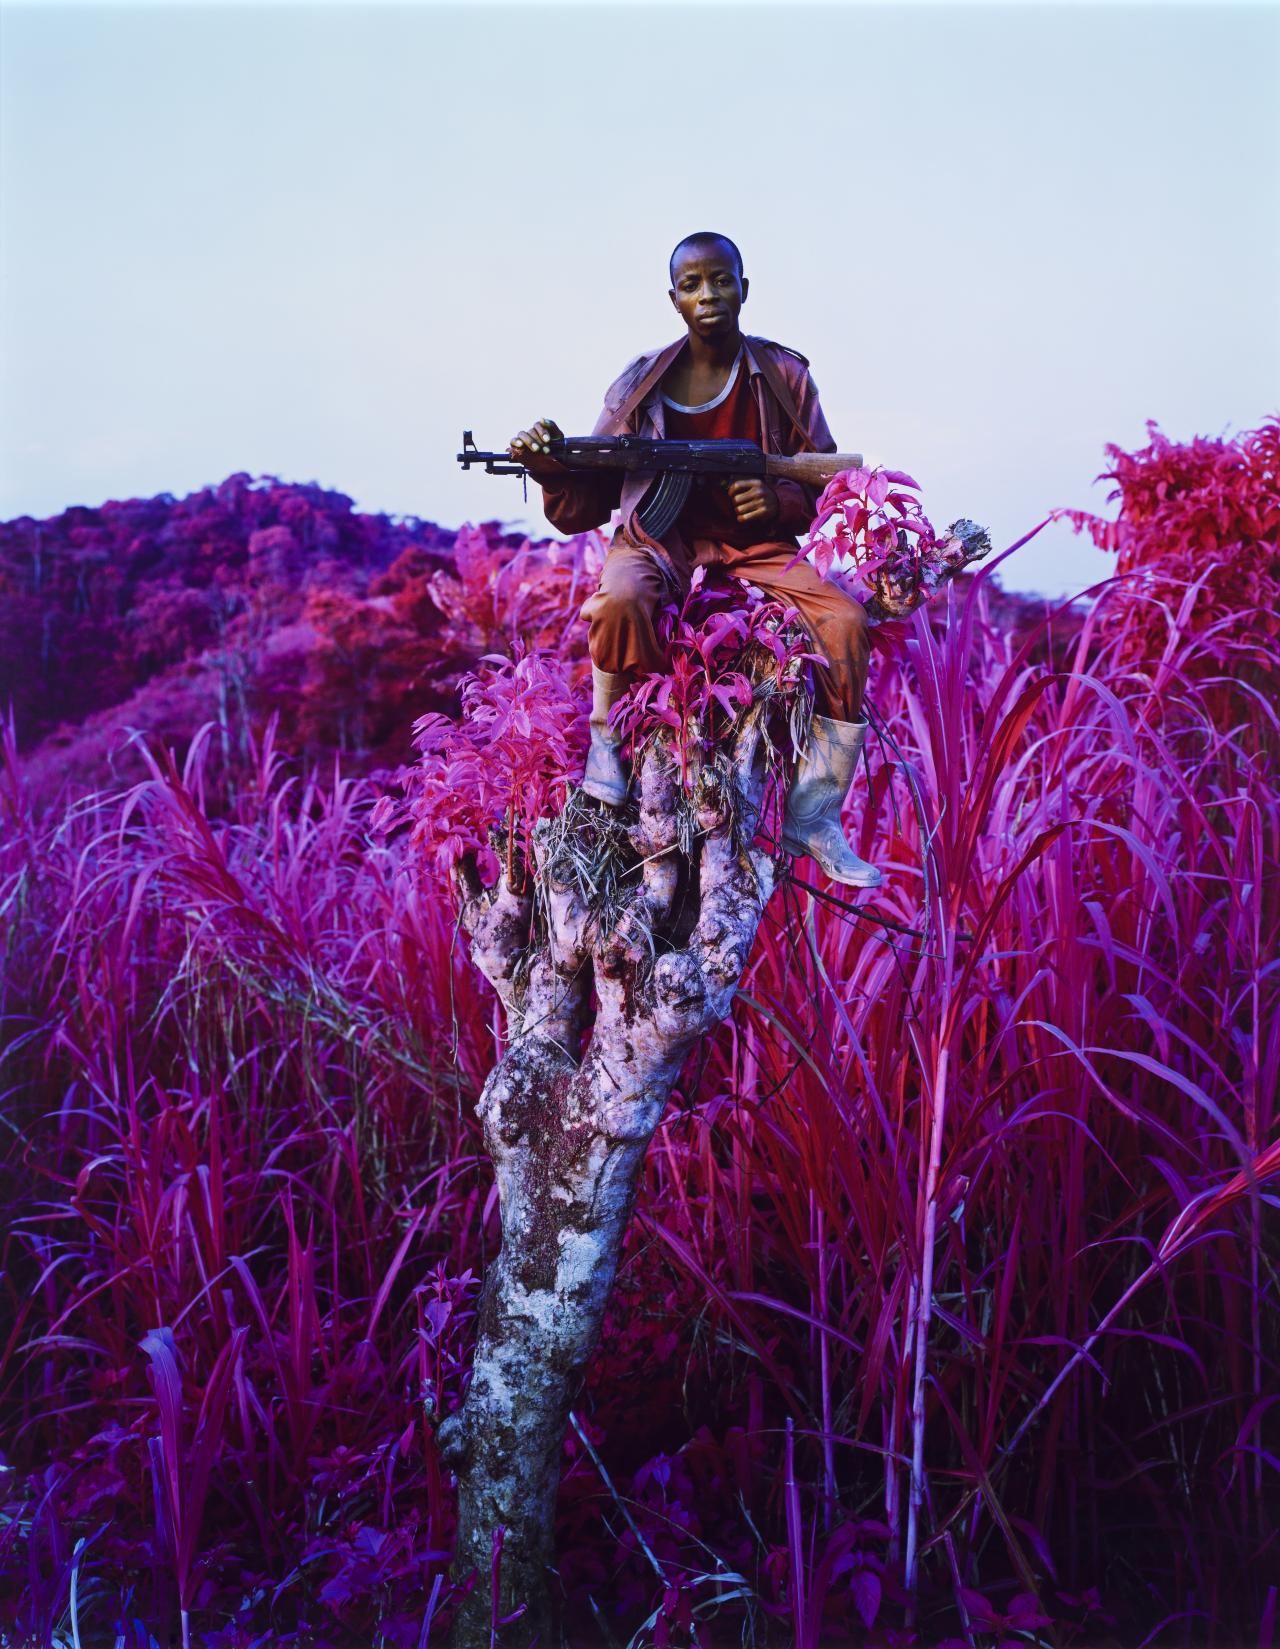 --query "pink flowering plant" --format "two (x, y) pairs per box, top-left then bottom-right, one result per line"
(428, 520), (607, 658)
(1049, 415), (1280, 674)
(789, 463), (992, 621)
(371, 642), (588, 890)
(607, 565), (825, 797)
